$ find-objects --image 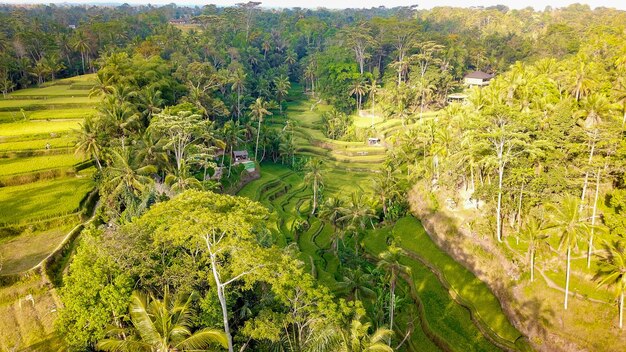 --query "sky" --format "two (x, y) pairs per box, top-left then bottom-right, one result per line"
(1, 0), (625, 11)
